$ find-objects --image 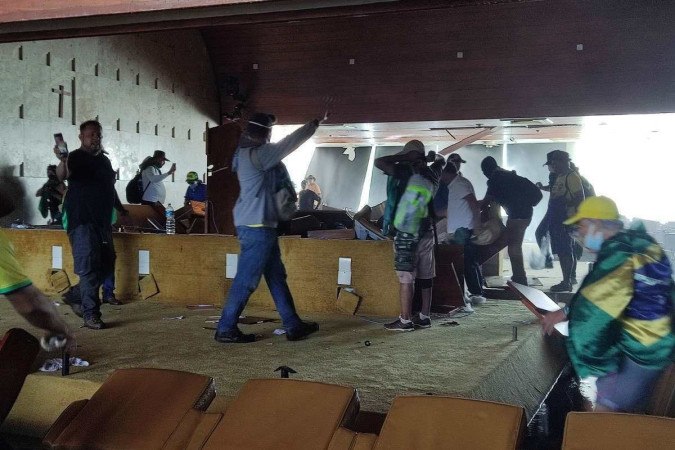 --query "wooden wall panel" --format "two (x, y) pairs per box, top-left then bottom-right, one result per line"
(4, 229), (406, 316)
(205, 0), (675, 124)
